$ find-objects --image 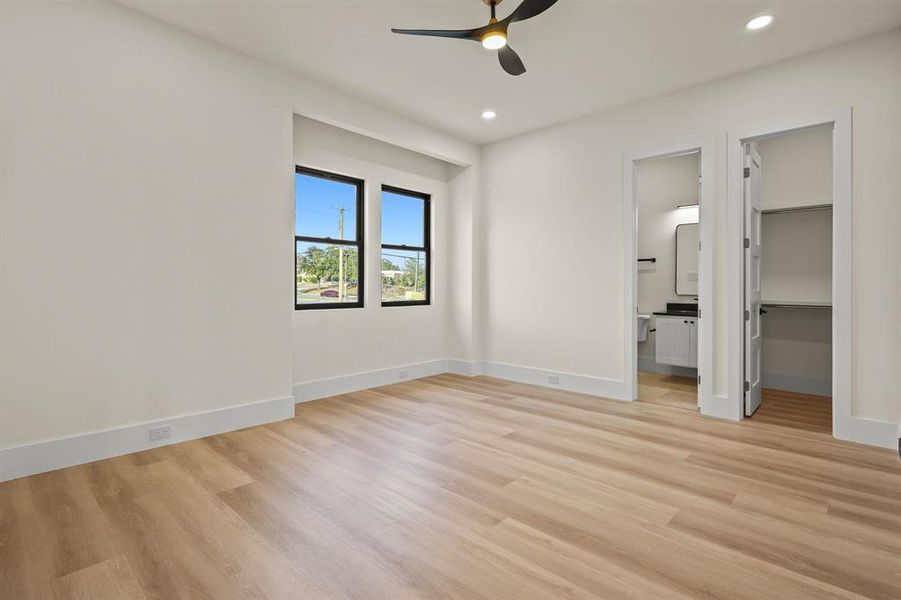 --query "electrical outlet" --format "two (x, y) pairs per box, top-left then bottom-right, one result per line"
(149, 425), (171, 442)
(547, 374), (560, 385)
(398, 370), (409, 380)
